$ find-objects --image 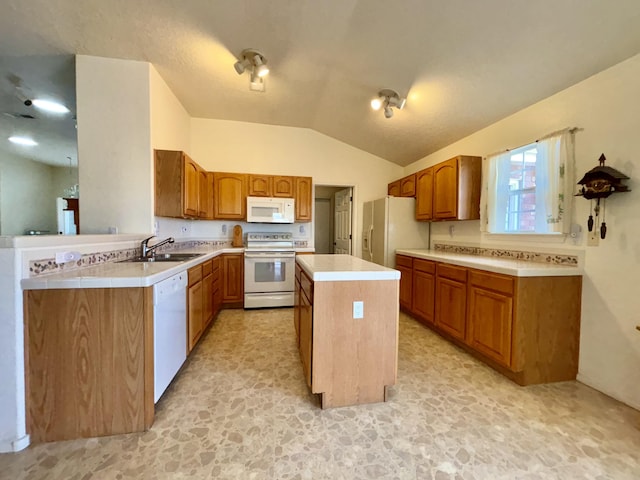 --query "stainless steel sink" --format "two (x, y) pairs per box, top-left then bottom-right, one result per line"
(120, 253), (204, 263)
